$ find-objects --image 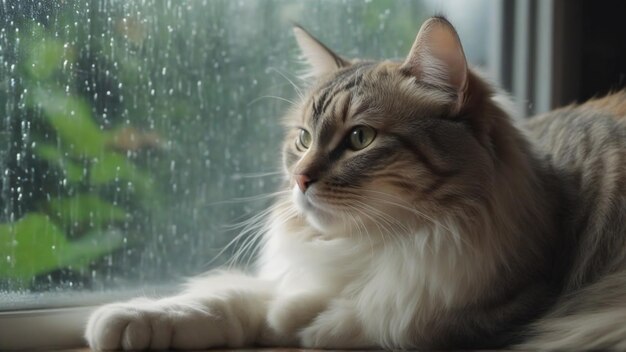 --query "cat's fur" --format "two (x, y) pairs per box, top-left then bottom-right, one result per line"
(85, 17), (626, 350)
